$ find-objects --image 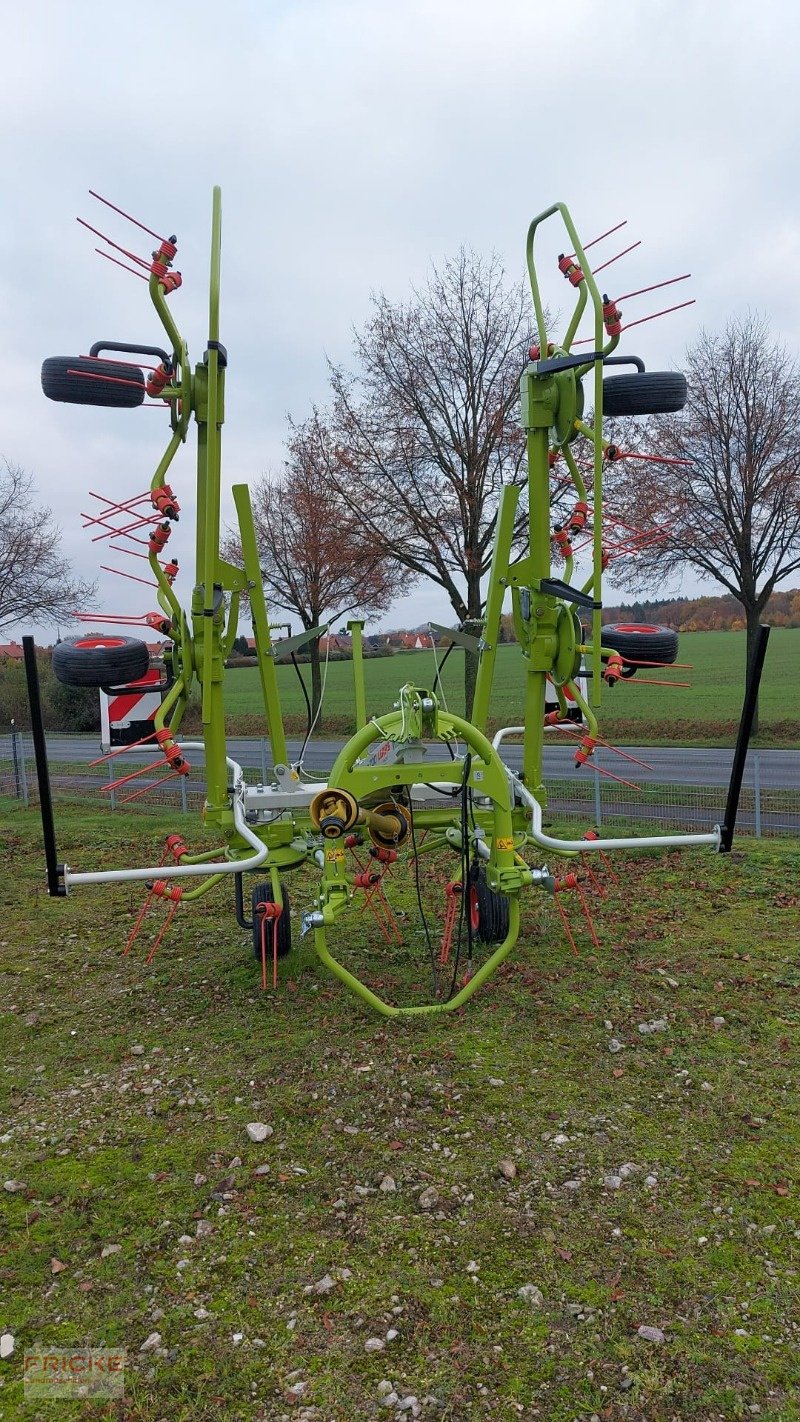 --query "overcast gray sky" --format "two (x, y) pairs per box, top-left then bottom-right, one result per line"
(2, 0), (799, 641)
